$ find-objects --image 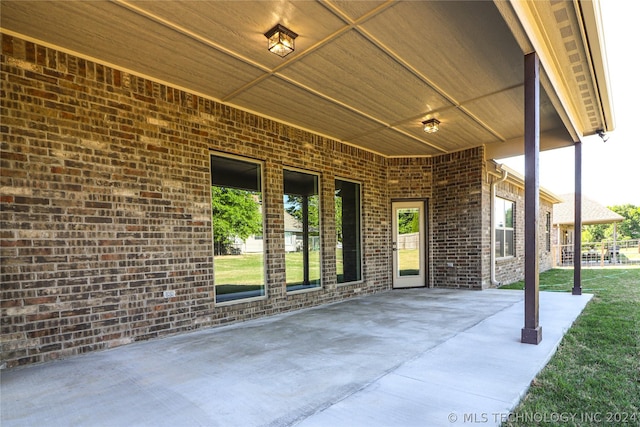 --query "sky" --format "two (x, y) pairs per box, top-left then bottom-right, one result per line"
(499, 0), (639, 207)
